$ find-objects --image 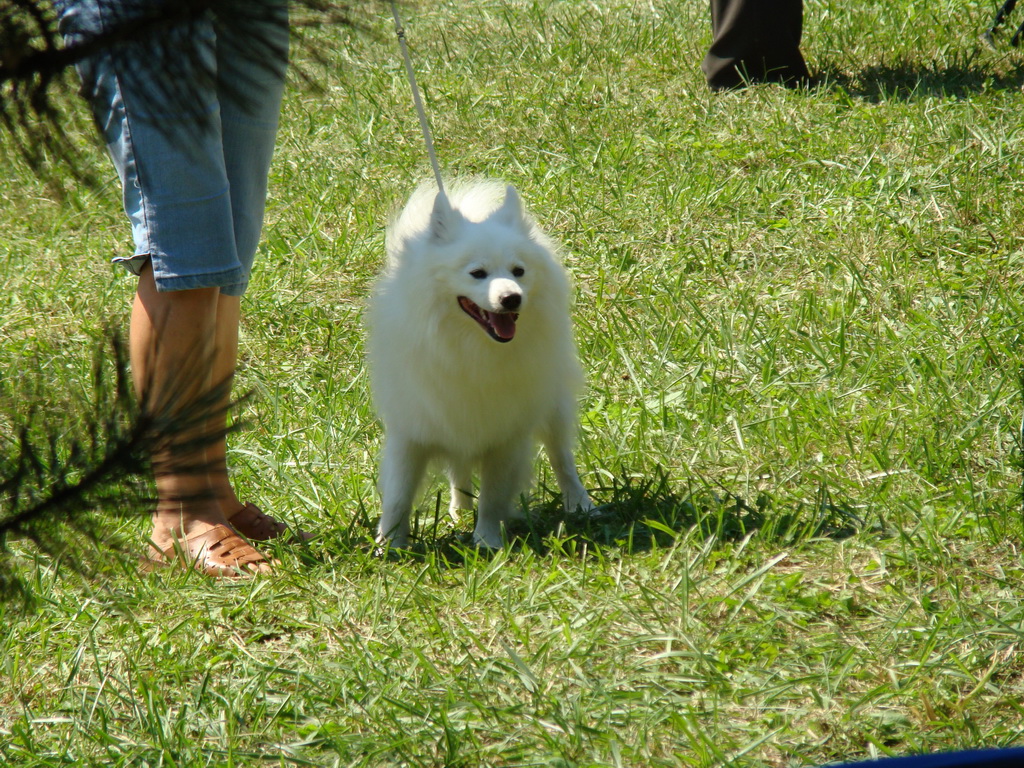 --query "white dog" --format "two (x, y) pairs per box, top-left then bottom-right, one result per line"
(366, 180), (595, 549)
